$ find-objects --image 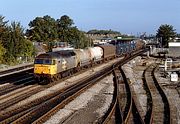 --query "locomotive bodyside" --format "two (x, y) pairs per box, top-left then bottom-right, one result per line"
(34, 50), (77, 82)
(55, 50), (77, 72)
